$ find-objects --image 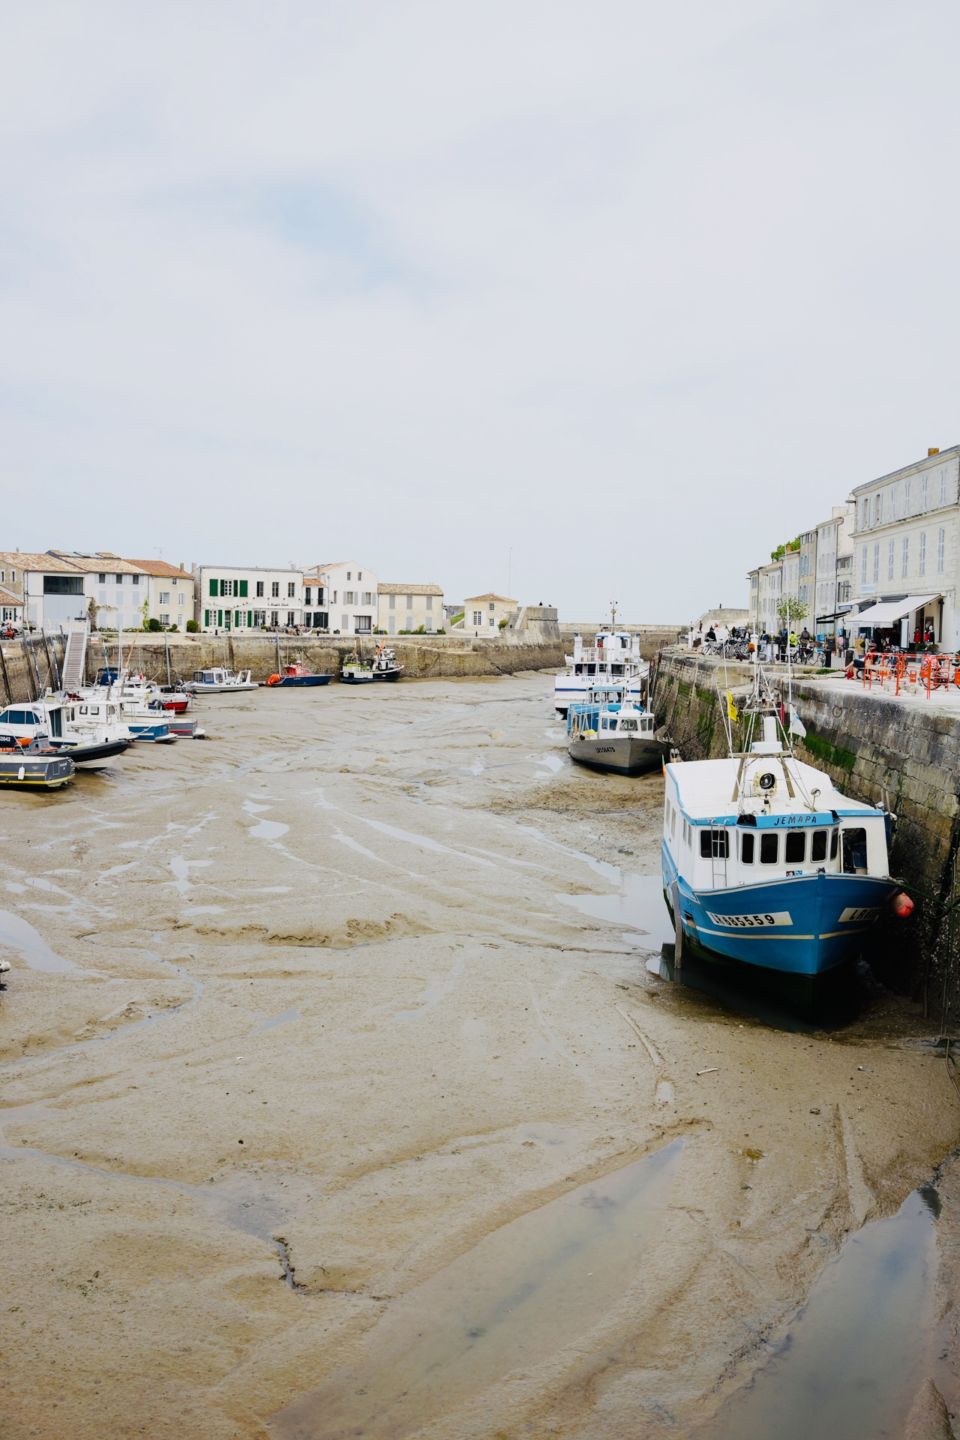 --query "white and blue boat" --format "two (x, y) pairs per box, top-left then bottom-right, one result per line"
(661, 671), (908, 979)
(567, 683), (668, 775)
(554, 627), (649, 716)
